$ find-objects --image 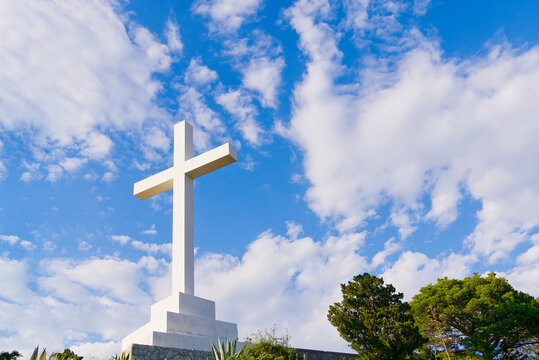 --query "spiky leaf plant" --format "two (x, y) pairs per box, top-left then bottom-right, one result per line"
(30, 347), (48, 360)
(111, 353), (130, 360)
(211, 338), (243, 360)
